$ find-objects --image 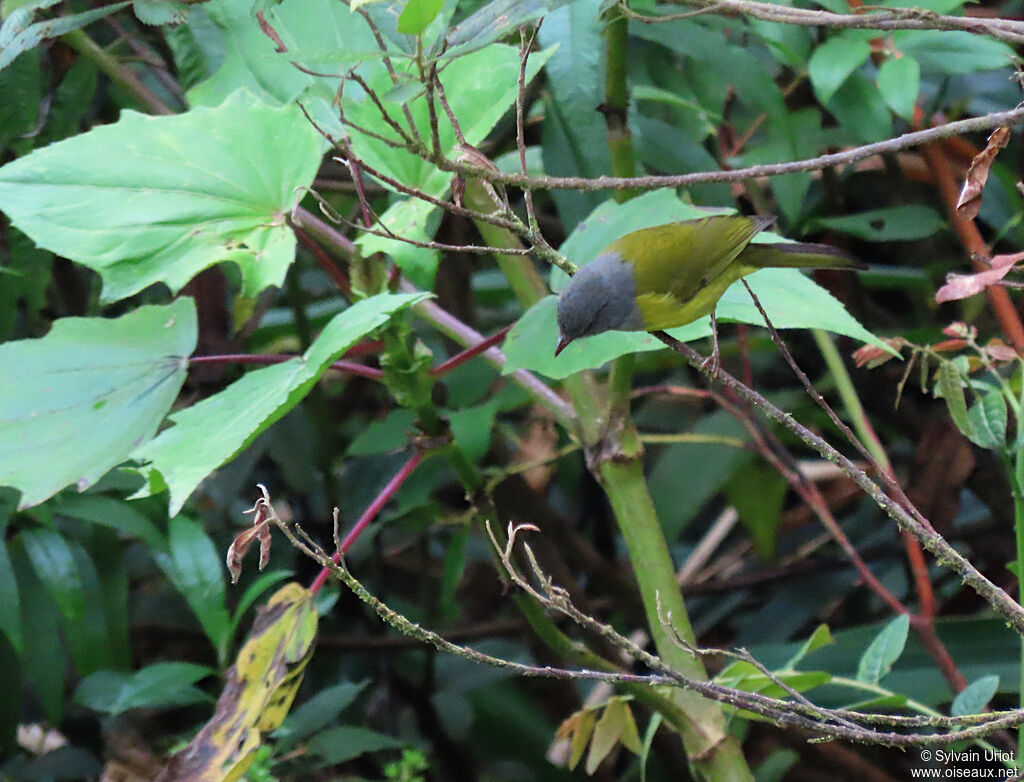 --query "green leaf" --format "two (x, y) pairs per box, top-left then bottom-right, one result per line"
(0, 52), (42, 154)
(227, 568), (294, 644)
(0, 300), (196, 509)
(190, 0), (380, 106)
(356, 199), (440, 289)
(274, 680), (368, 749)
(445, 0), (571, 57)
(166, 516), (232, 661)
(439, 527), (468, 619)
(53, 495), (166, 553)
(350, 44), (553, 285)
(876, 56), (920, 121)
(132, 0), (189, 25)
(11, 542), (64, 723)
(825, 71), (892, 143)
(856, 613), (910, 684)
(133, 293), (429, 514)
(785, 624), (834, 669)
(310, 725), (403, 765)
(0, 227), (54, 342)
(506, 269), (885, 380)
(950, 674), (999, 717)
(937, 361), (972, 441)
(63, 541), (114, 675)
(20, 527), (85, 622)
(75, 662), (214, 714)
(814, 206), (945, 242)
(0, 507), (21, 653)
(966, 389), (1007, 451)
(649, 411), (752, 540)
(538, 0), (609, 231)
(0, 94), (323, 302)
(893, 30), (1015, 74)
(347, 409), (418, 455)
(808, 34), (871, 105)
(396, 0), (442, 34)
(725, 463), (787, 559)
(0, 0), (132, 71)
